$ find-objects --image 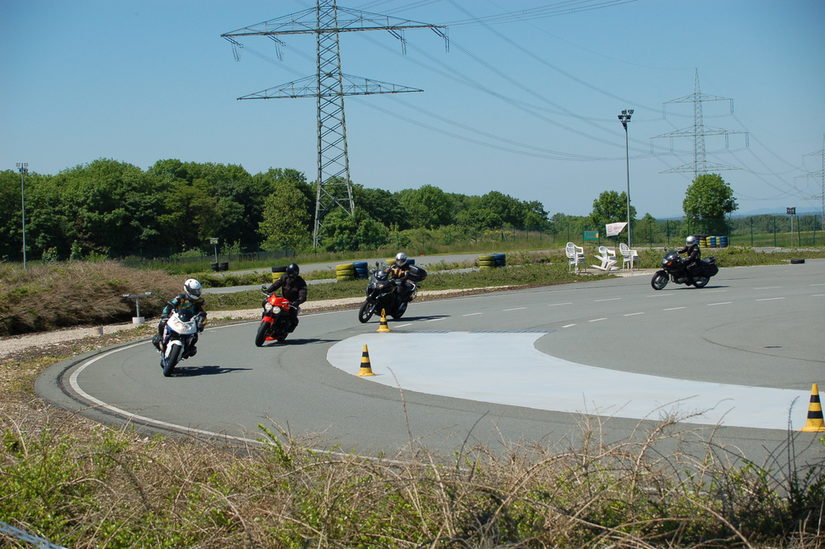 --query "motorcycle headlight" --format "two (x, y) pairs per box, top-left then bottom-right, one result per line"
(271, 306), (282, 314)
(264, 303), (273, 312)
